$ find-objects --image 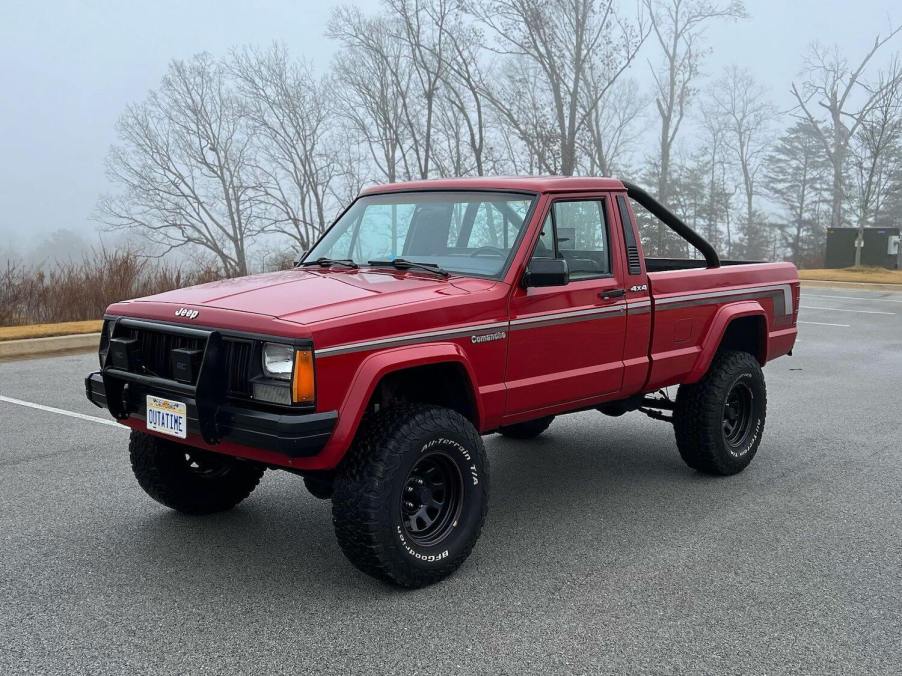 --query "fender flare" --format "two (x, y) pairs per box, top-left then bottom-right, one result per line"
(315, 342), (483, 467)
(685, 301), (769, 383)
